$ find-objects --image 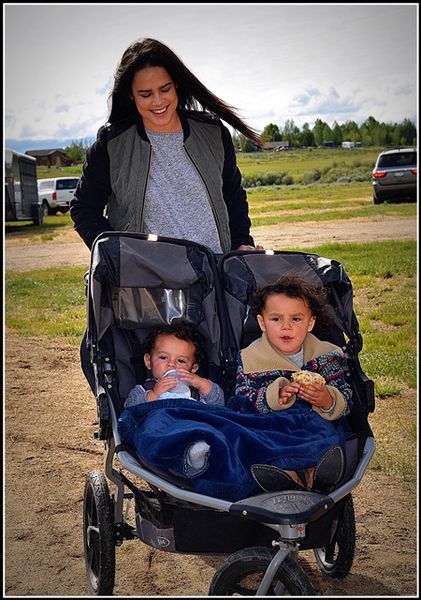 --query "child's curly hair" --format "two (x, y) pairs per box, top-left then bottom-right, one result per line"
(144, 321), (207, 364)
(251, 272), (334, 328)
